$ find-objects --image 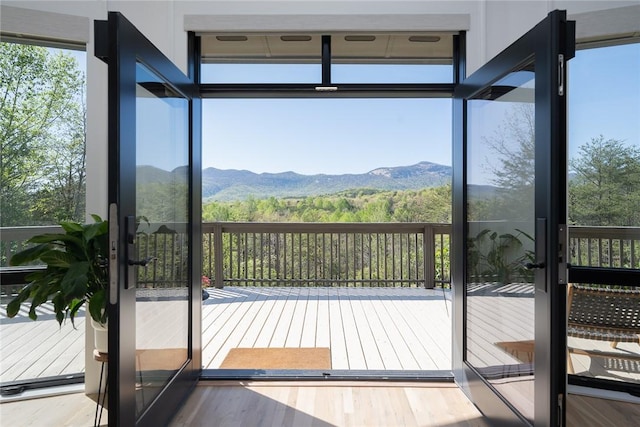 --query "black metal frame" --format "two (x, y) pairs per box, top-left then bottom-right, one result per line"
(0, 373), (84, 397)
(199, 83), (455, 98)
(453, 10), (575, 426)
(198, 32), (456, 98)
(193, 32), (463, 383)
(96, 12), (202, 426)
